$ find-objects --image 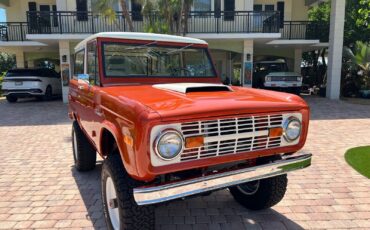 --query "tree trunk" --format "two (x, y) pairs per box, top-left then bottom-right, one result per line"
(182, 1), (191, 36)
(120, 0), (134, 32)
